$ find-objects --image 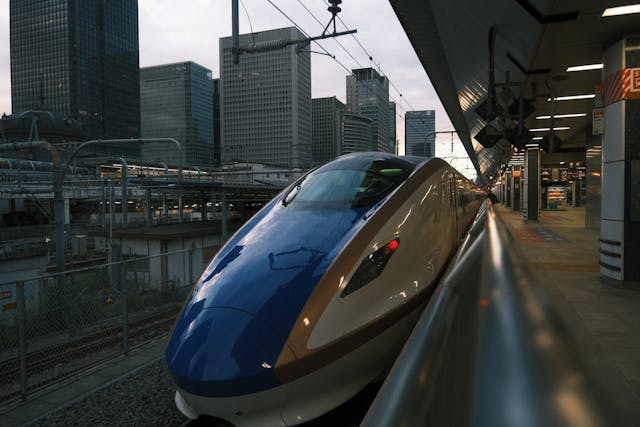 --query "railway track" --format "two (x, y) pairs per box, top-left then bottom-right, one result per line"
(0, 307), (180, 402)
